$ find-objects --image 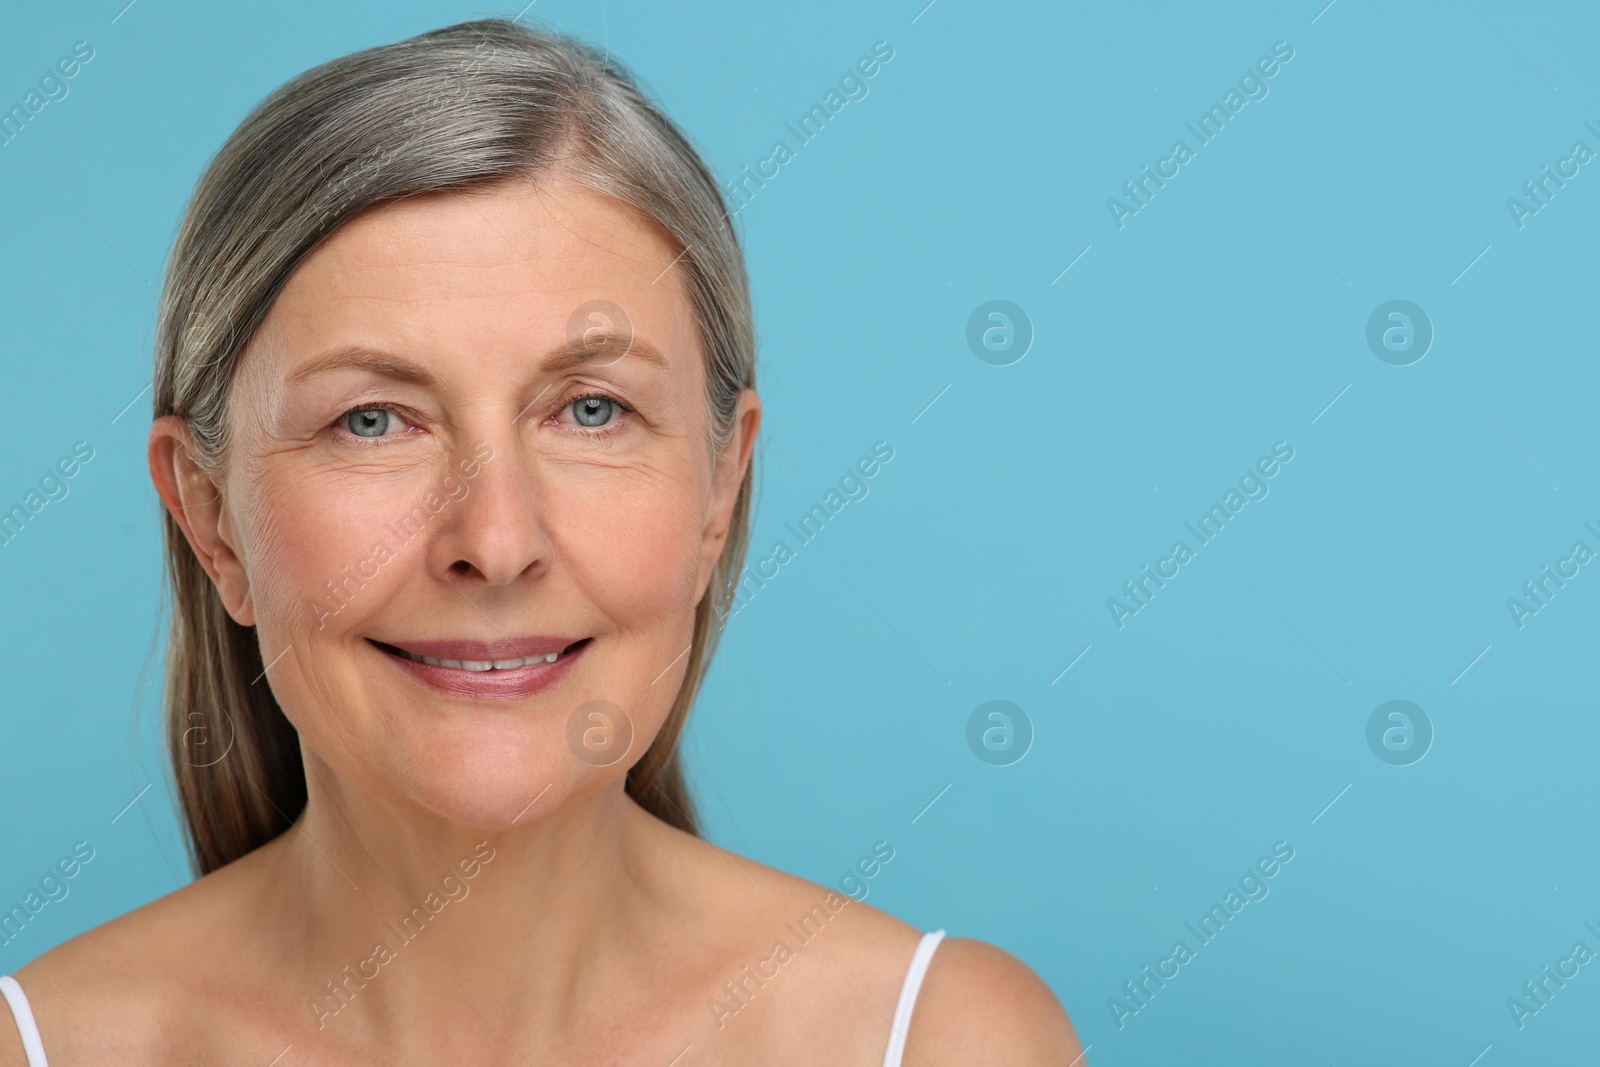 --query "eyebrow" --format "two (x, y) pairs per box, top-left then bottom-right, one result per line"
(287, 333), (670, 386)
